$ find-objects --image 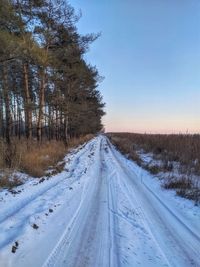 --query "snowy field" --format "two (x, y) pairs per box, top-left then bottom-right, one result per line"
(0, 135), (200, 267)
